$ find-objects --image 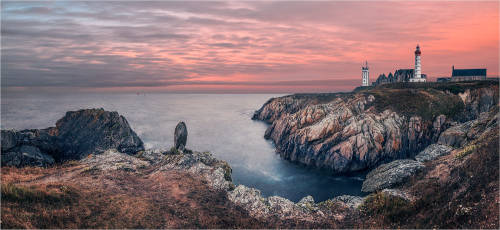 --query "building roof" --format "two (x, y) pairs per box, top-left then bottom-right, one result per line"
(452, 68), (486, 77)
